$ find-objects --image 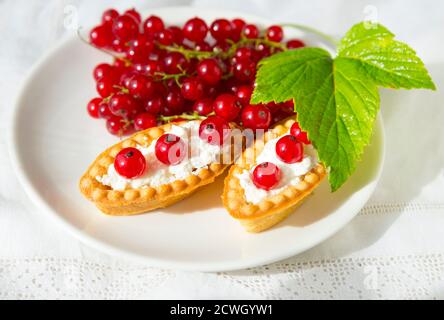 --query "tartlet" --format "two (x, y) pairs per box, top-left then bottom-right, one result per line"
(222, 118), (326, 233)
(79, 120), (239, 216)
